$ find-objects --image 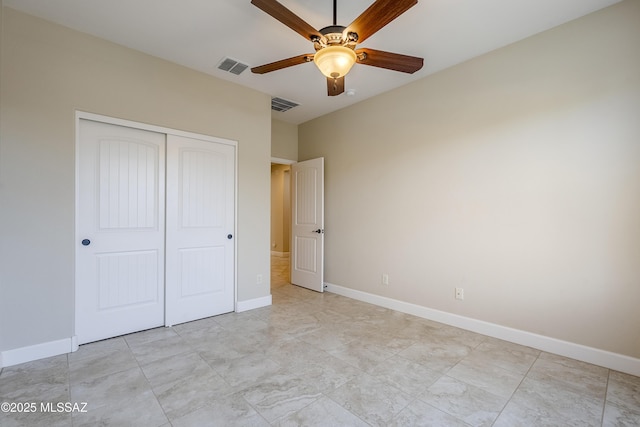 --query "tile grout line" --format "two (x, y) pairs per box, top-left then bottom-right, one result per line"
(130, 334), (172, 427)
(66, 353), (75, 427)
(600, 369), (612, 427)
(488, 347), (542, 426)
(321, 390), (374, 426)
